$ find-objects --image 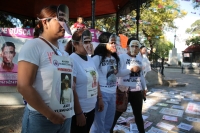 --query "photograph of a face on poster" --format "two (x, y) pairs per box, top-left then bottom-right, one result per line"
(0, 42), (17, 72)
(106, 66), (116, 85)
(60, 73), (73, 104)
